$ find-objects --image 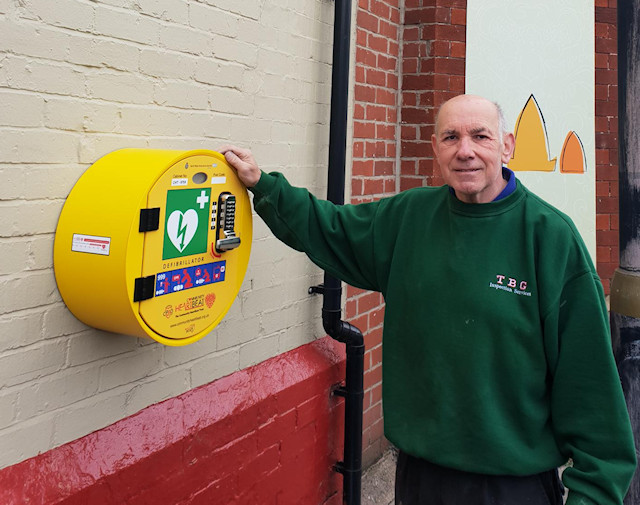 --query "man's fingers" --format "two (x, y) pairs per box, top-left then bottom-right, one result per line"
(220, 145), (249, 160)
(220, 145), (254, 166)
(218, 144), (238, 155)
(219, 146), (245, 169)
(224, 150), (239, 163)
(218, 145), (260, 187)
